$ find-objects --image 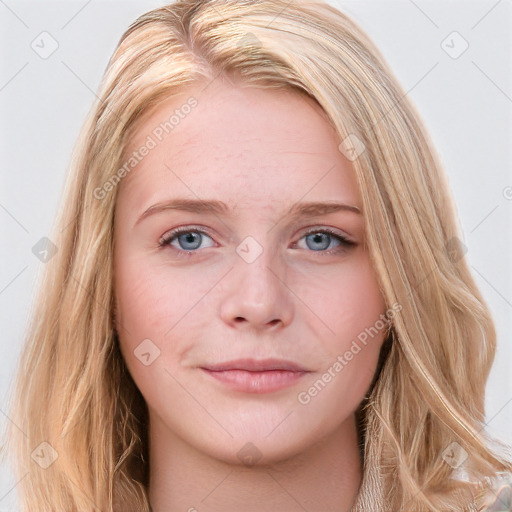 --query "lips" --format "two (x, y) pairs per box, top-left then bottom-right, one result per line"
(199, 358), (311, 393)
(200, 358), (309, 372)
